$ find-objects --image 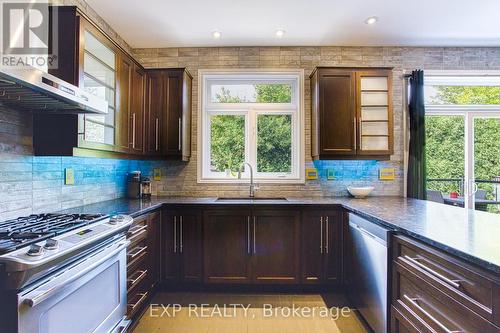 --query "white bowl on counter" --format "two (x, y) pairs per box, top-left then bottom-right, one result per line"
(347, 186), (375, 198)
